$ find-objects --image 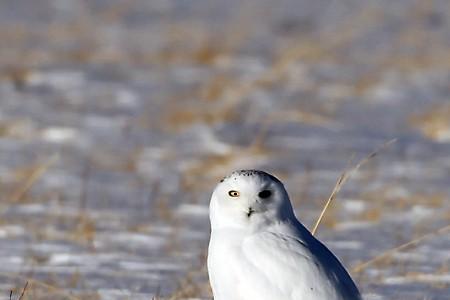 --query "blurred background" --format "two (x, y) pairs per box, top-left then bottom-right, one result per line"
(0, 0), (449, 299)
